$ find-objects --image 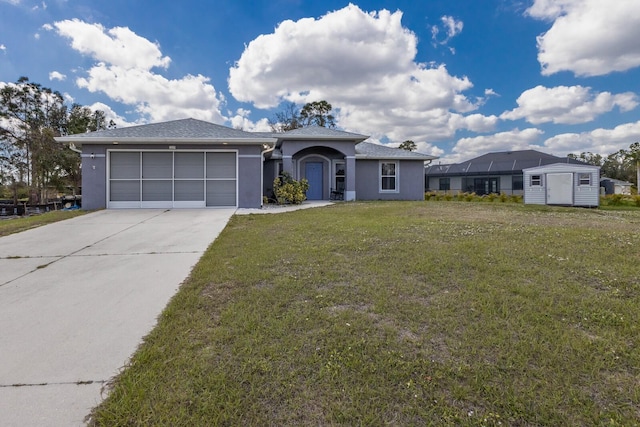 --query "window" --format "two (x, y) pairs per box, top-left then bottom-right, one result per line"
(530, 174), (542, 186)
(578, 173), (591, 186)
(380, 161), (398, 192)
(439, 178), (450, 191)
(334, 161), (345, 191)
(512, 175), (523, 191)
